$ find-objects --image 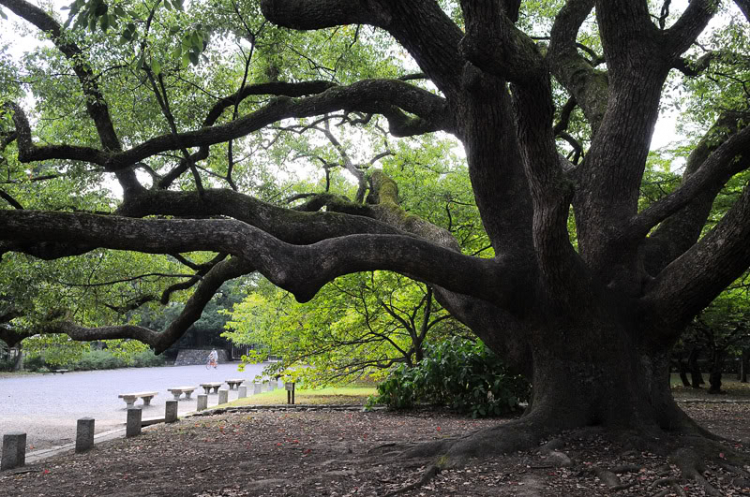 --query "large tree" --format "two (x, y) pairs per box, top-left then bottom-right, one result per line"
(1, 0), (750, 481)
